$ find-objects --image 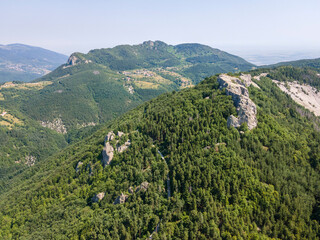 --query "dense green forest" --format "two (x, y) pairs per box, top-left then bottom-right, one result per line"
(1, 72), (320, 239)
